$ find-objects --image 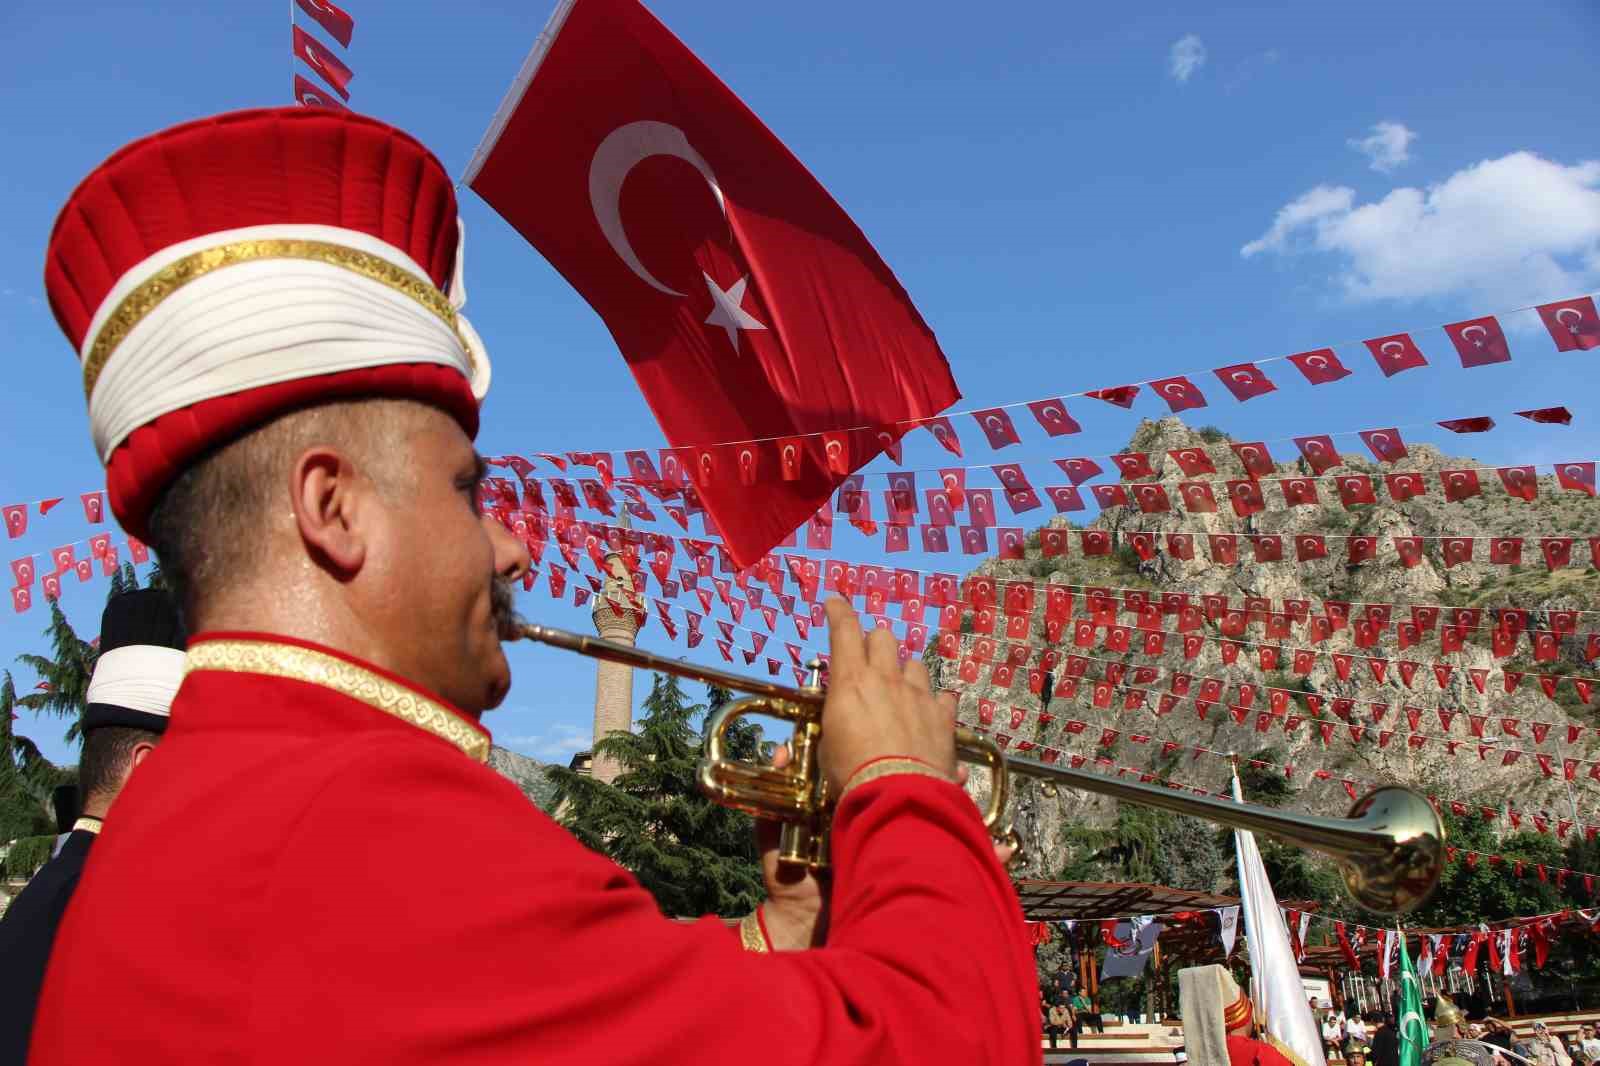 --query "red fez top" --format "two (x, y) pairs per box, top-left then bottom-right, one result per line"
(44, 106), (490, 537)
